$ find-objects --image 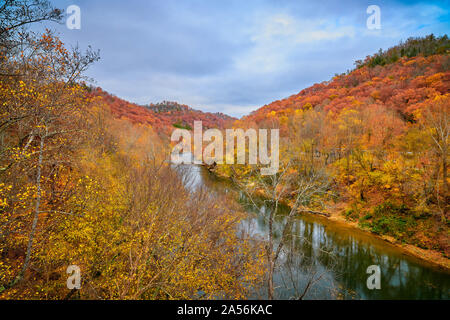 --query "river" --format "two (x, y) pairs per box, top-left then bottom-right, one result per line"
(173, 154), (450, 300)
